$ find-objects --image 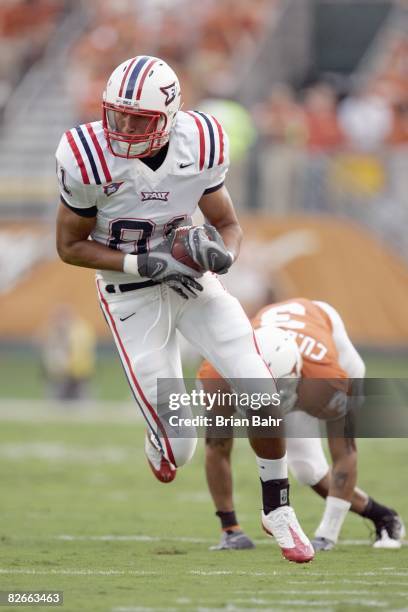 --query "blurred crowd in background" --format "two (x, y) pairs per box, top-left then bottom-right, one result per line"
(67, 0), (273, 118)
(0, 0), (408, 359)
(2, 0), (406, 149)
(0, 0), (66, 112)
(39, 305), (96, 401)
